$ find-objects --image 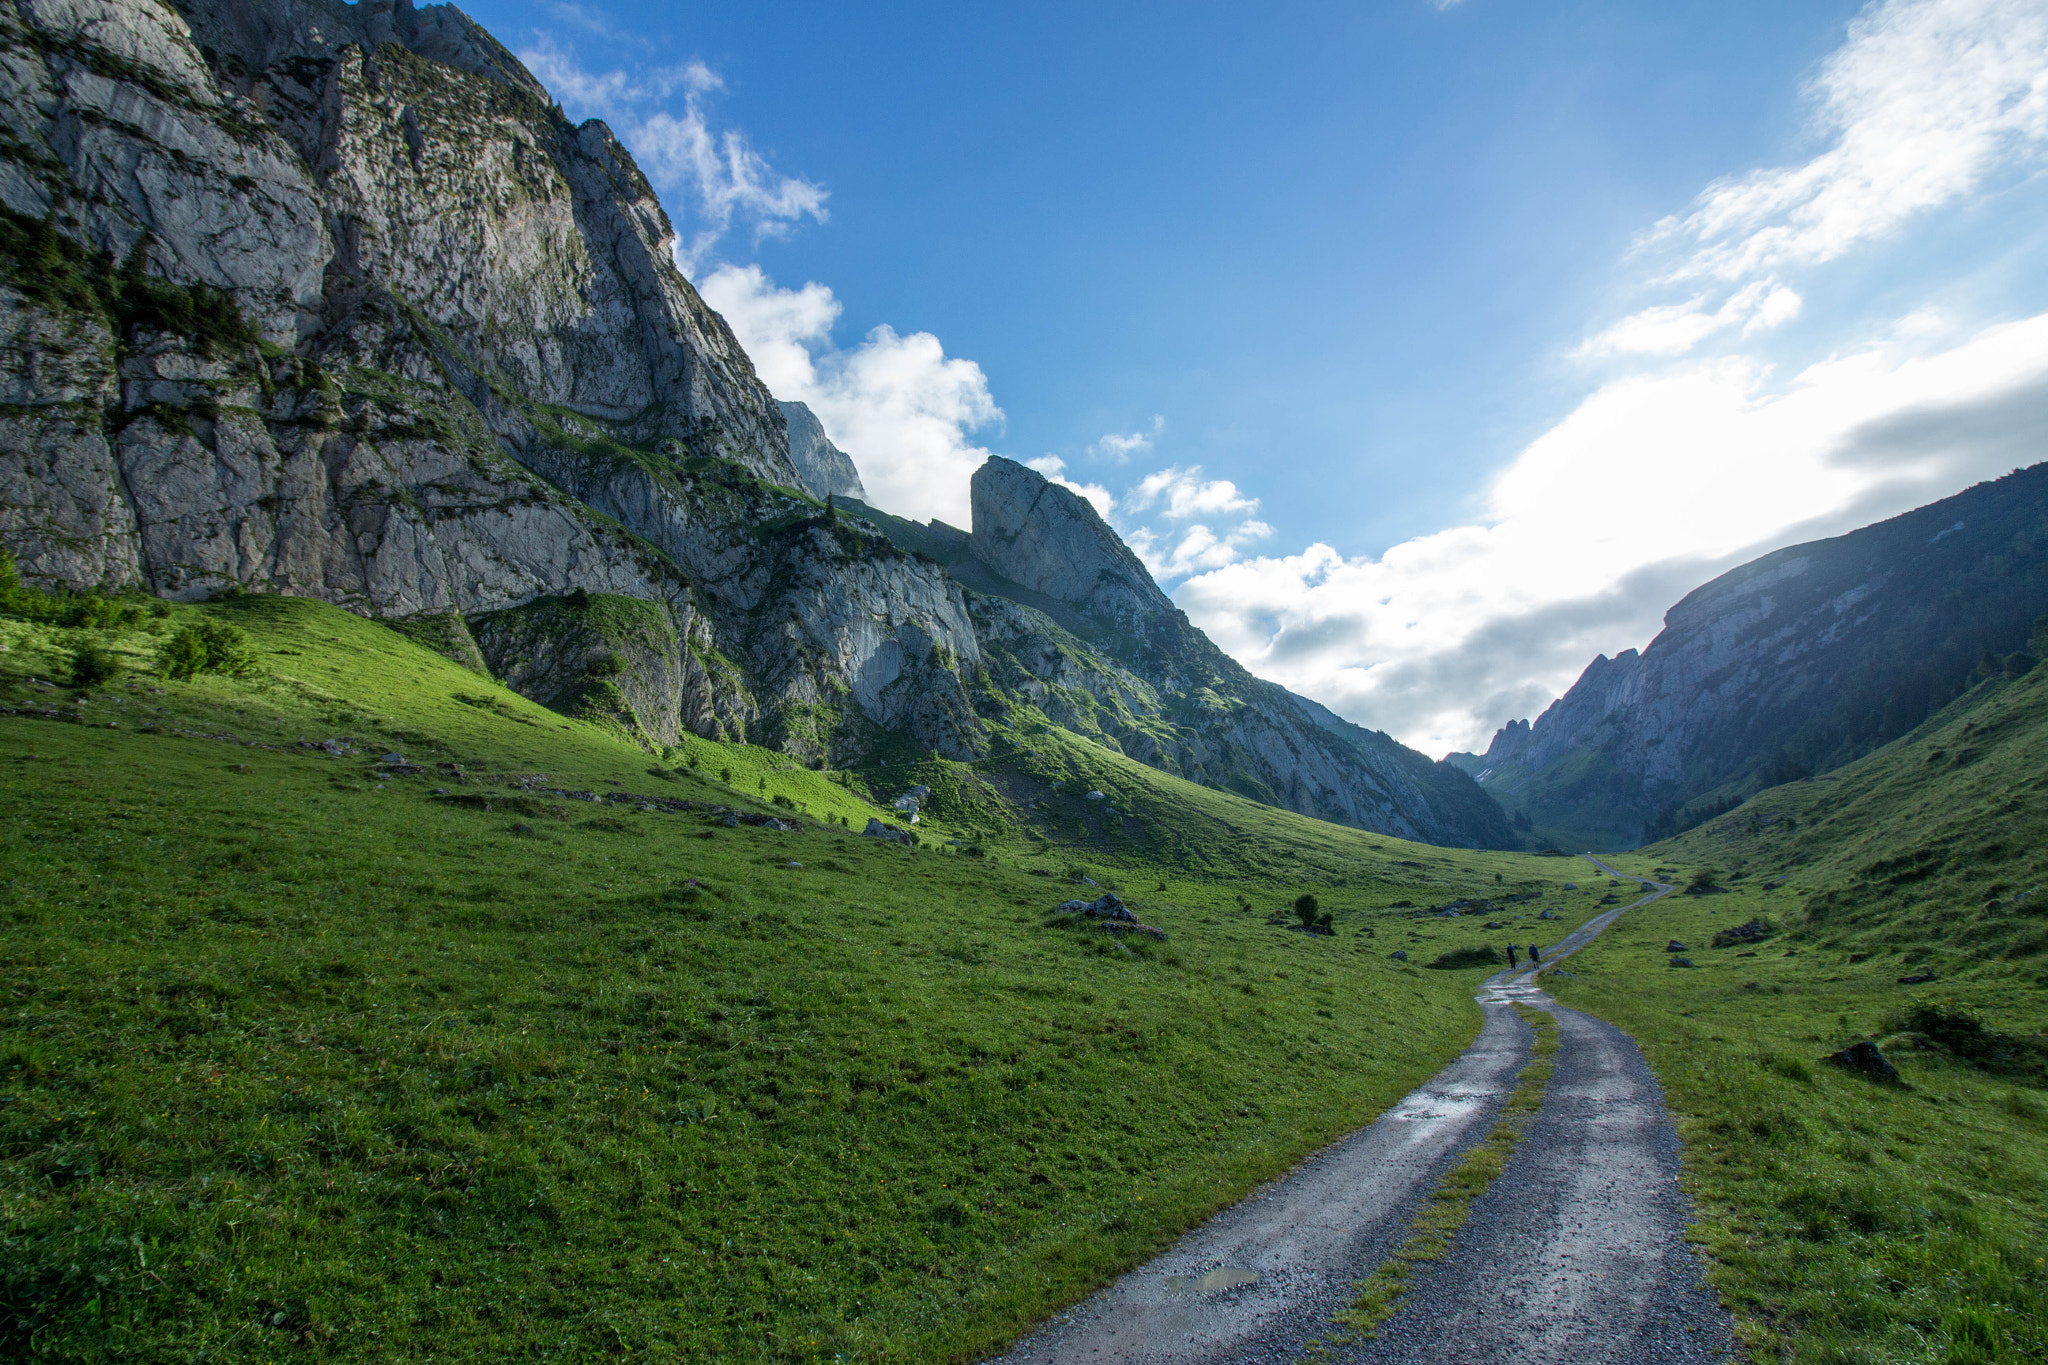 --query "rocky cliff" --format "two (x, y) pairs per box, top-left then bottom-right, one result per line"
(778, 399), (867, 502)
(0, 0), (1512, 845)
(0, 0), (985, 760)
(1456, 463), (2048, 849)
(849, 458), (1517, 847)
